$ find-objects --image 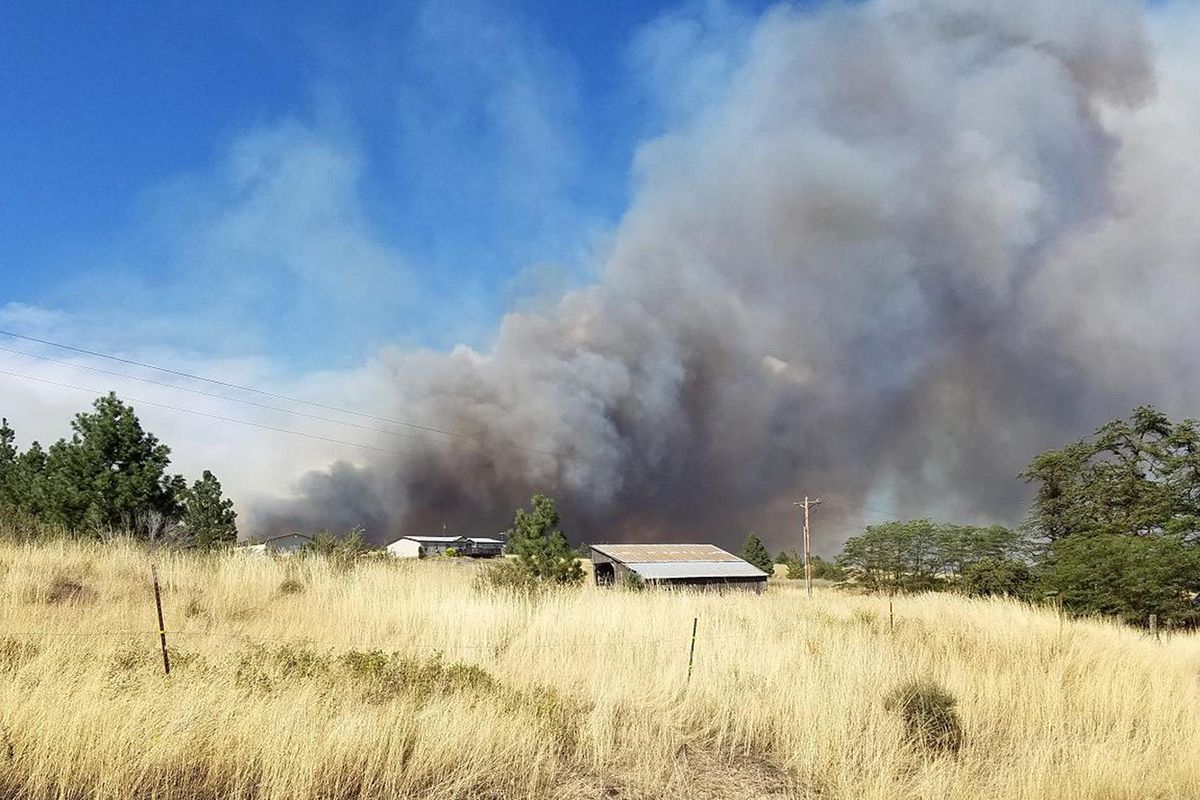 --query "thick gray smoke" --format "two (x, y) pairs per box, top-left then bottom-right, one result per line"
(255, 0), (1200, 552)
